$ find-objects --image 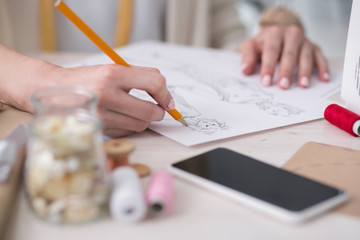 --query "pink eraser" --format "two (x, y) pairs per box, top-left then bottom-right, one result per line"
(146, 170), (173, 216)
